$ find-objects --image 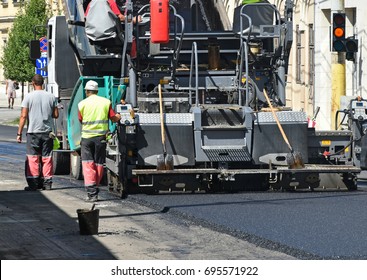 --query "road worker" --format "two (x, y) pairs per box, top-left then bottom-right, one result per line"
(84, 0), (141, 54)
(78, 80), (121, 202)
(17, 74), (59, 191)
